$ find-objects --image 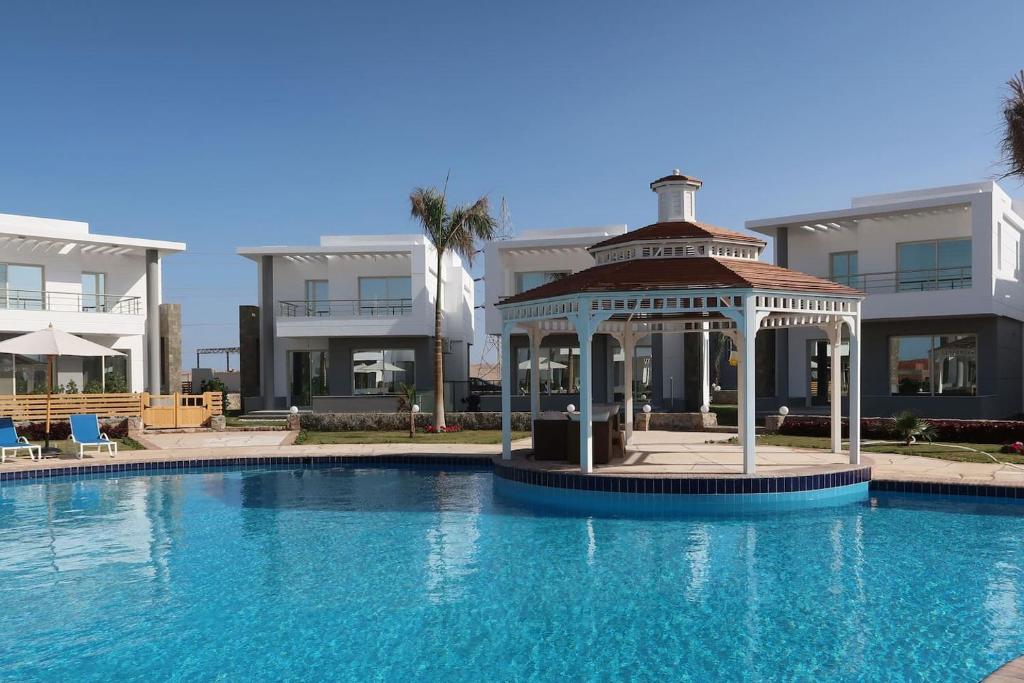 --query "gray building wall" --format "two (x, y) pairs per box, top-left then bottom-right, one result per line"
(327, 335), (433, 396)
(858, 315), (1022, 419)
